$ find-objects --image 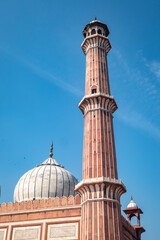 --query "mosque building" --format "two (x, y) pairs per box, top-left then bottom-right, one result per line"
(0, 19), (145, 240)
